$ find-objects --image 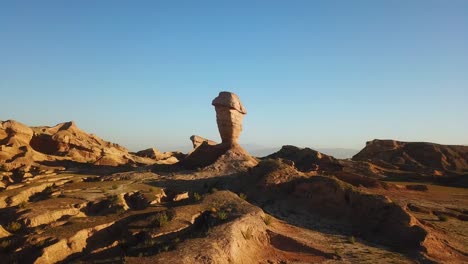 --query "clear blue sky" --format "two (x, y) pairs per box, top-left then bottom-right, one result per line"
(1, 1), (467, 152)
